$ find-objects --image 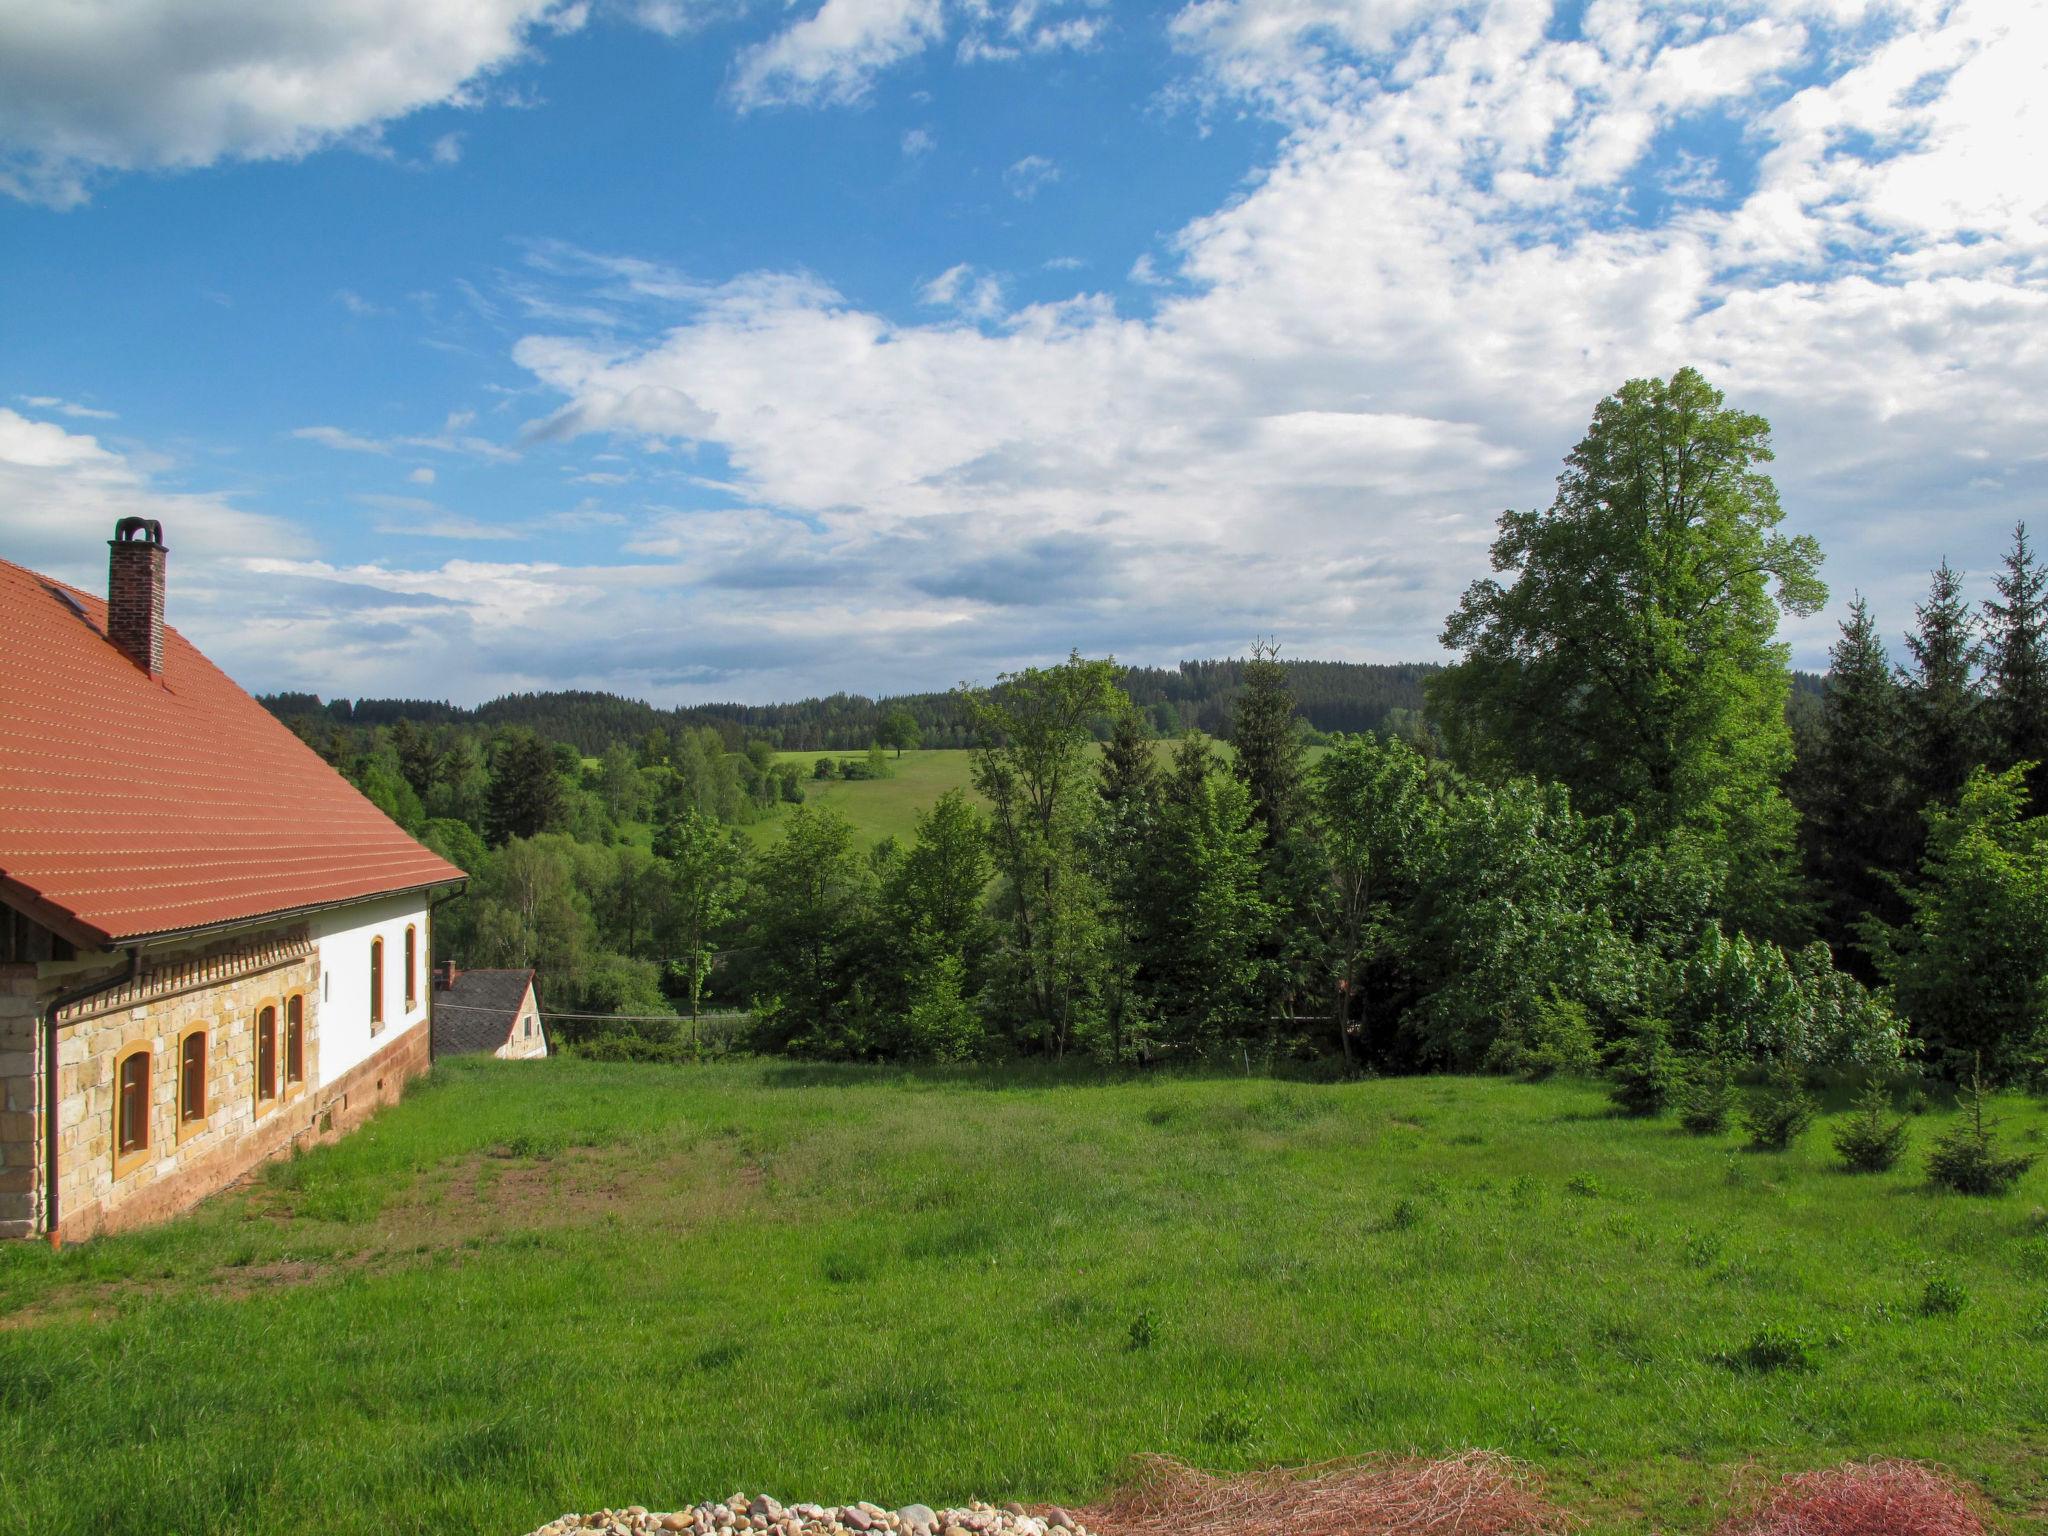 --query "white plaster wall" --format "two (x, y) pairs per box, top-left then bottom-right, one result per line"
(312, 894), (432, 1088)
(495, 987), (548, 1060)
